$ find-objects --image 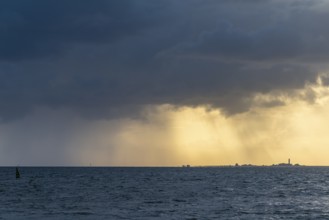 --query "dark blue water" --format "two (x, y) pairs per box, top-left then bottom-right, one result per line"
(1, 167), (329, 219)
